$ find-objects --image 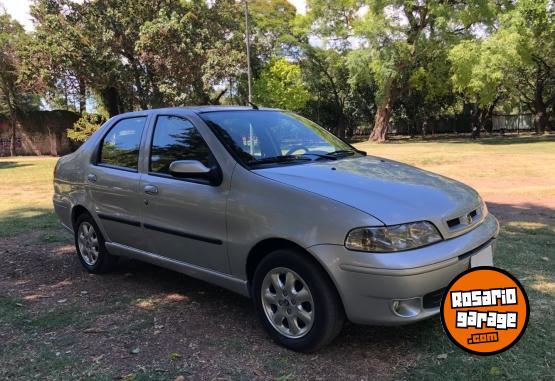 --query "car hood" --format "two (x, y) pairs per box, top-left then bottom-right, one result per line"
(253, 155), (481, 228)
